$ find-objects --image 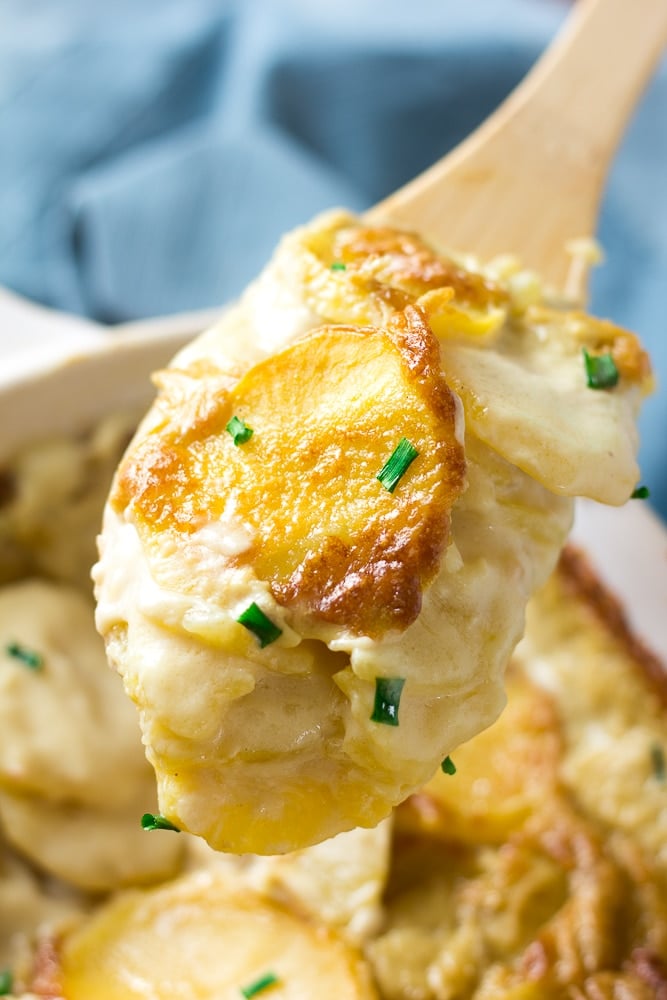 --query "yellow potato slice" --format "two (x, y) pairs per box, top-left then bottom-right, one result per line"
(276, 212), (651, 505)
(395, 669), (563, 844)
(0, 580), (149, 807)
(247, 820), (392, 944)
(0, 784), (183, 893)
(0, 579), (183, 891)
(102, 308), (468, 854)
(57, 873), (378, 1000)
(116, 307), (465, 639)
